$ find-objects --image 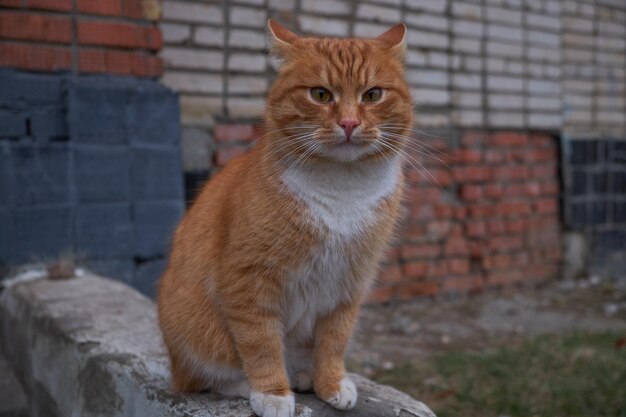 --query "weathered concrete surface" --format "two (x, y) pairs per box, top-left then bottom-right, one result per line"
(0, 271), (435, 417)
